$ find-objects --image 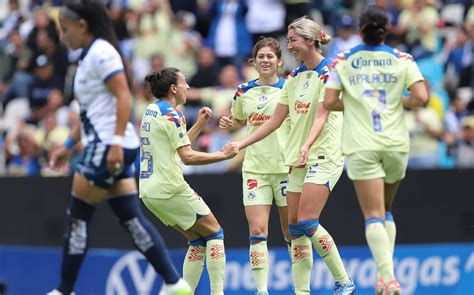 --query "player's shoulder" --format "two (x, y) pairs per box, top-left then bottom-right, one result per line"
(286, 64), (306, 80)
(233, 79), (259, 100)
(89, 38), (120, 59)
